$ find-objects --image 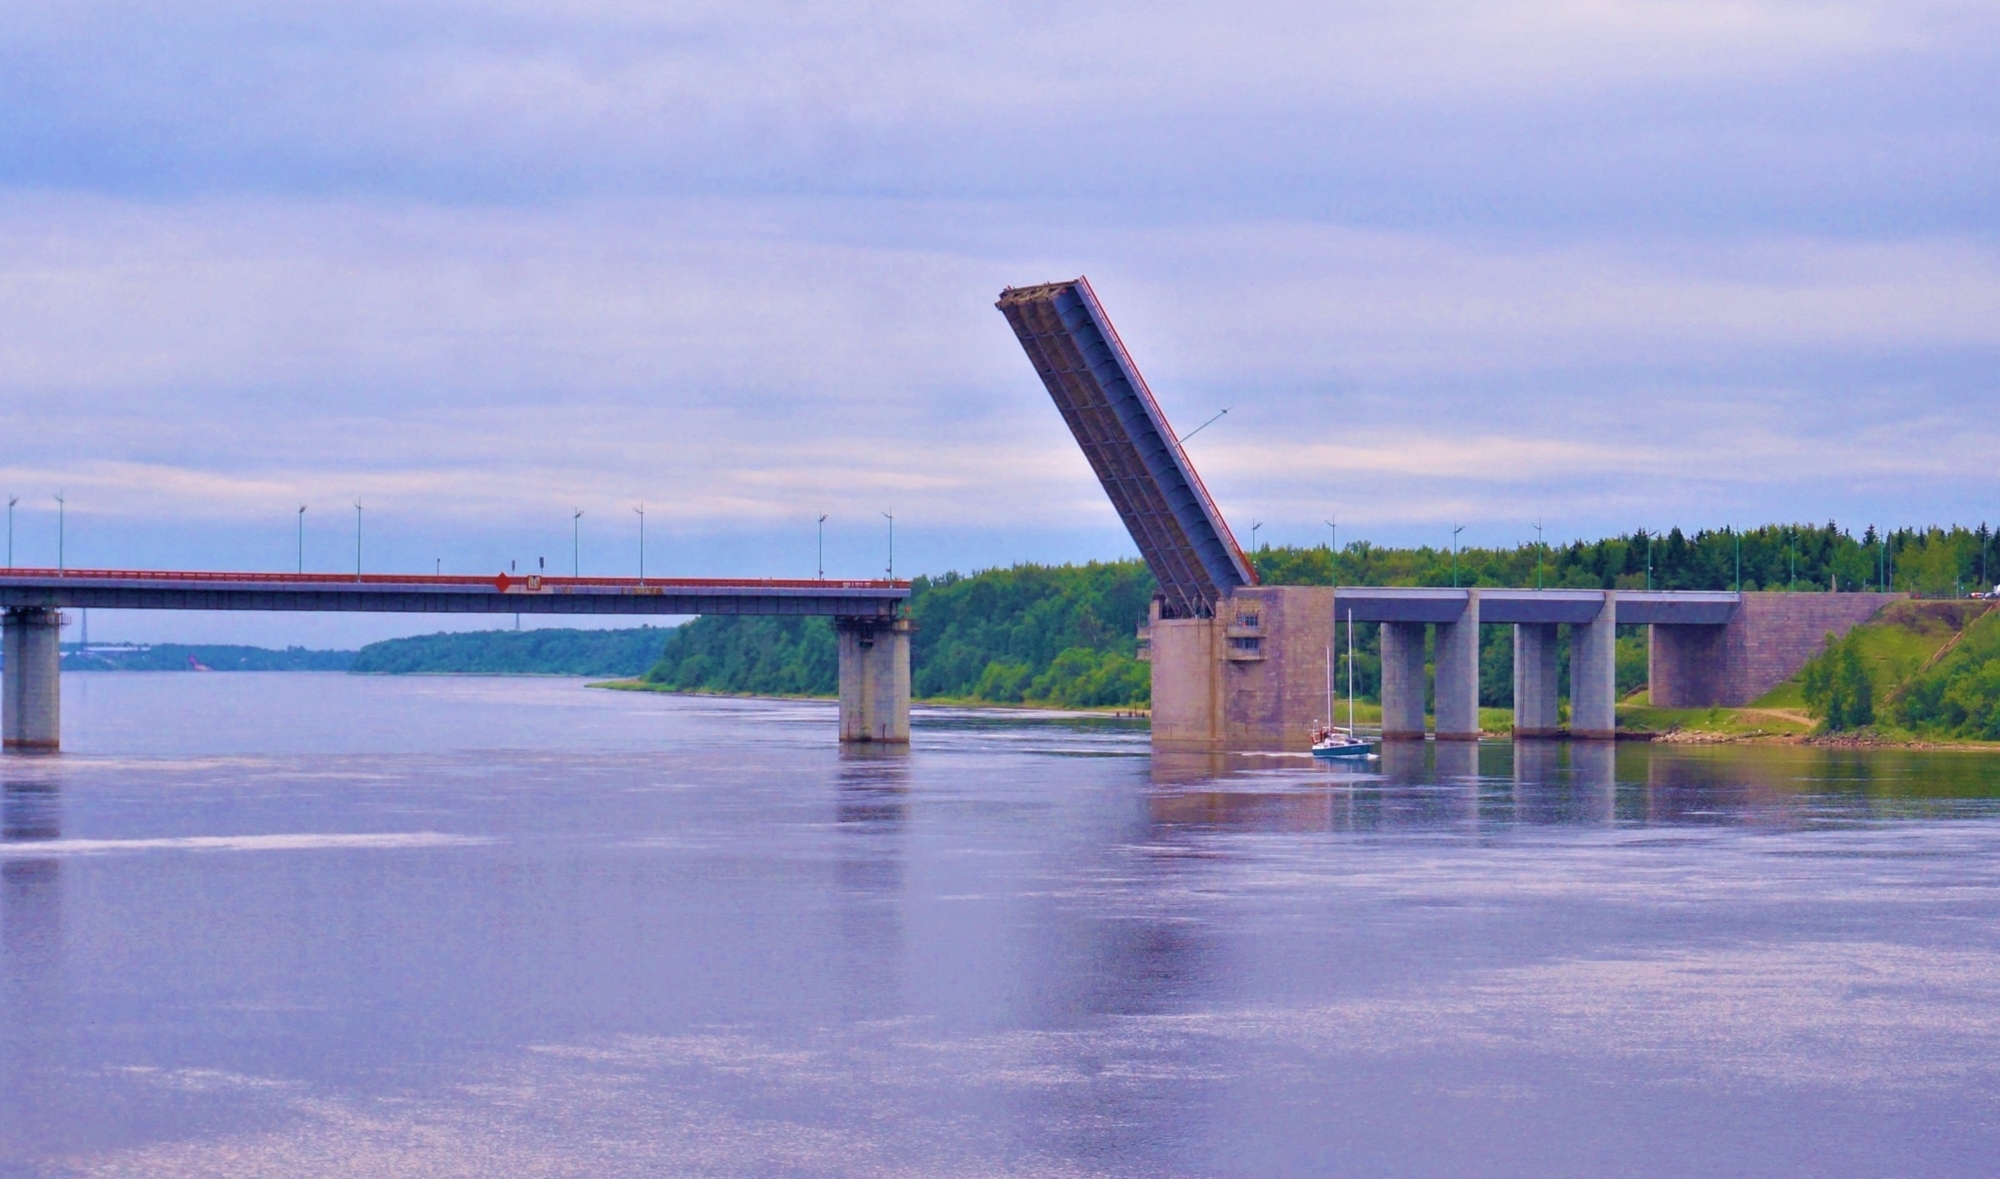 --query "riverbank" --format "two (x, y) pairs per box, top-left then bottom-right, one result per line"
(1614, 700), (2000, 750)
